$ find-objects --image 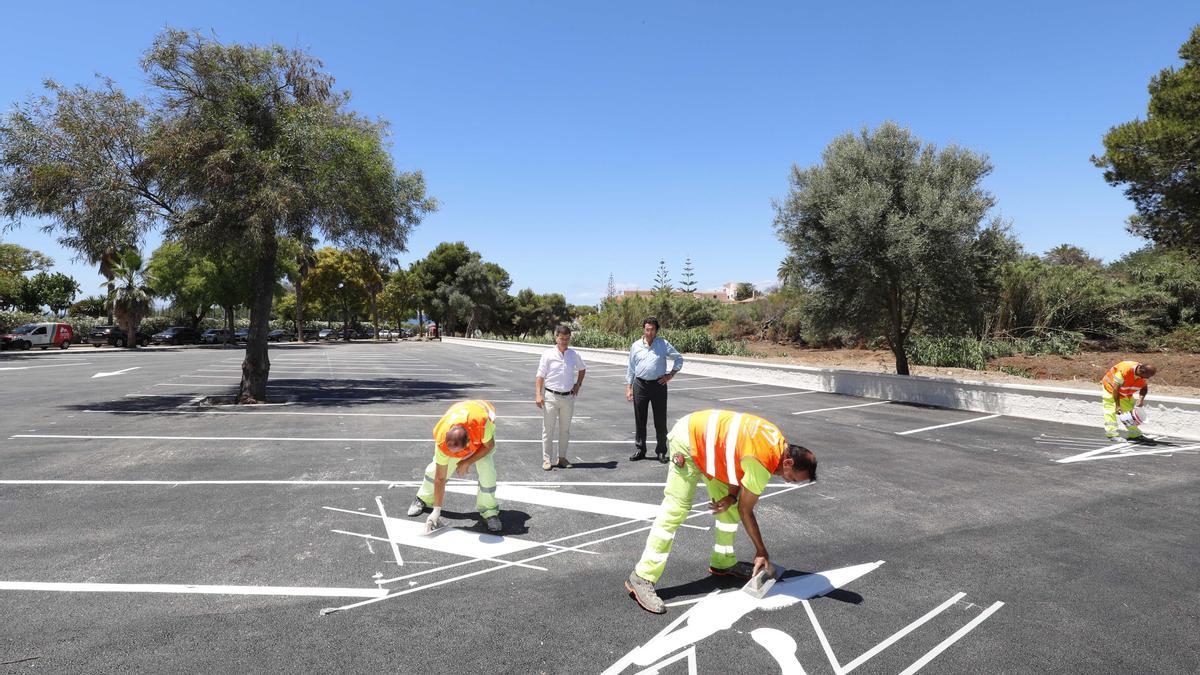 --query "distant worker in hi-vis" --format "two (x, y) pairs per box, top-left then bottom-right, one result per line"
(406, 400), (503, 533)
(624, 409), (817, 614)
(1101, 360), (1157, 443)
